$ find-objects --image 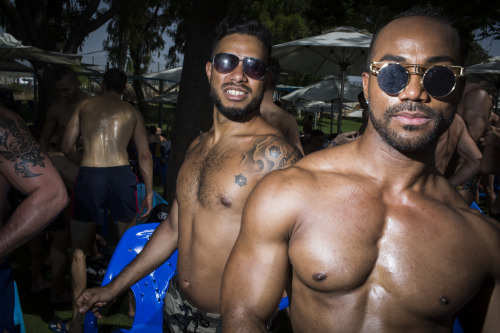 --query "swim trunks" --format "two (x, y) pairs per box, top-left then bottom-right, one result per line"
(455, 176), (479, 195)
(0, 260), (16, 333)
(163, 274), (222, 333)
(72, 166), (138, 226)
